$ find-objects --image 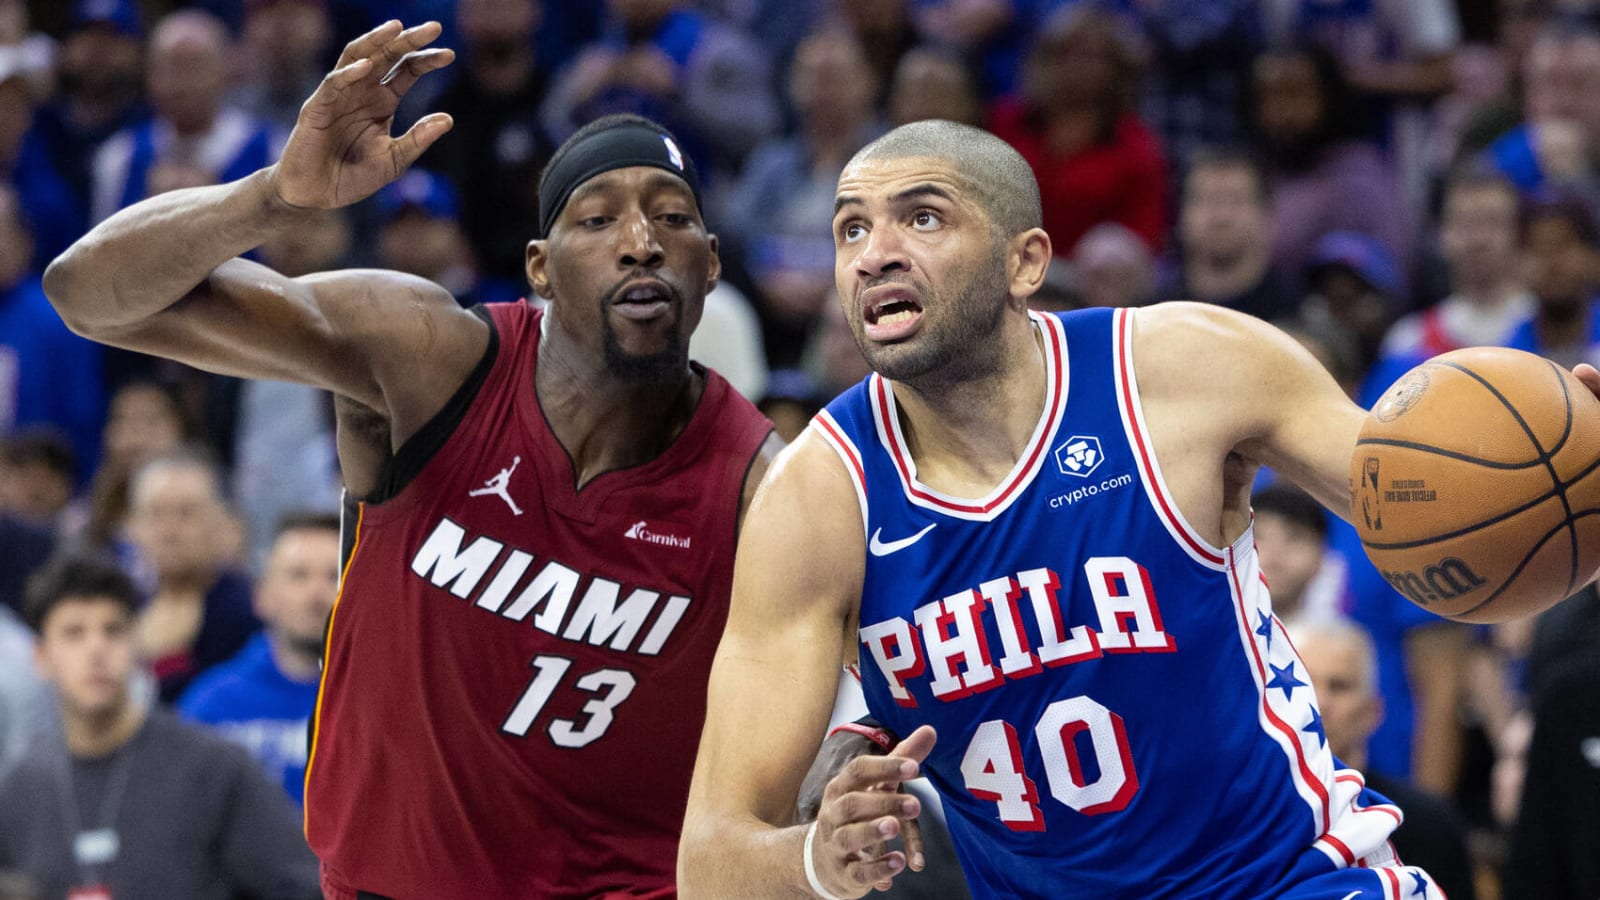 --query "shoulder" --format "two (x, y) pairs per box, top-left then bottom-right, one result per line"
(176, 644), (262, 720)
(148, 709), (256, 772)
